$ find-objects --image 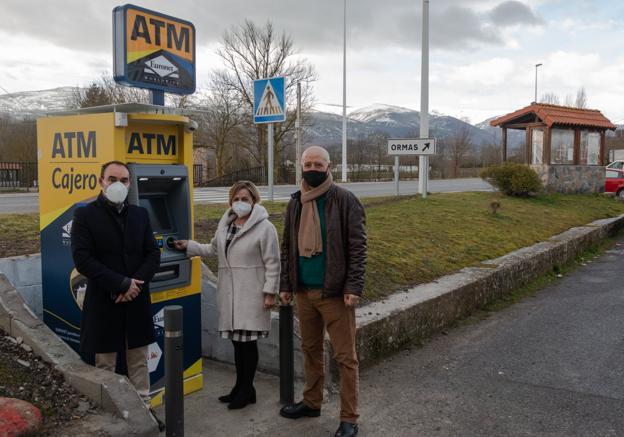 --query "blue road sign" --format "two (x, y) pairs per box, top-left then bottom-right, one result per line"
(254, 77), (286, 124)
